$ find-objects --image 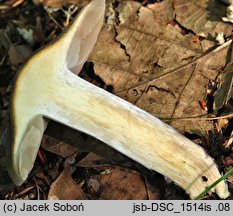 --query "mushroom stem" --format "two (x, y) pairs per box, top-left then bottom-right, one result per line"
(62, 72), (230, 199)
(27, 66), (232, 198)
(7, 0), (229, 199)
